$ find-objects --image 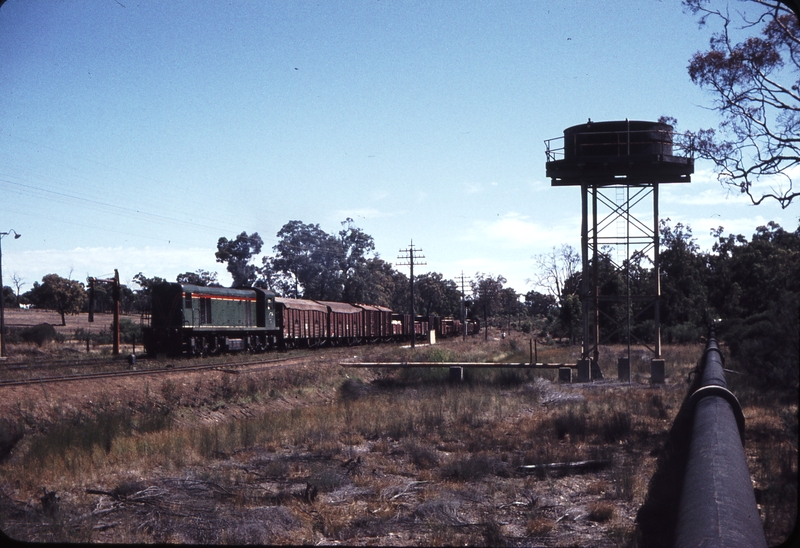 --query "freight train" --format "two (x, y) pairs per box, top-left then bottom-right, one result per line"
(142, 282), (479, 357)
